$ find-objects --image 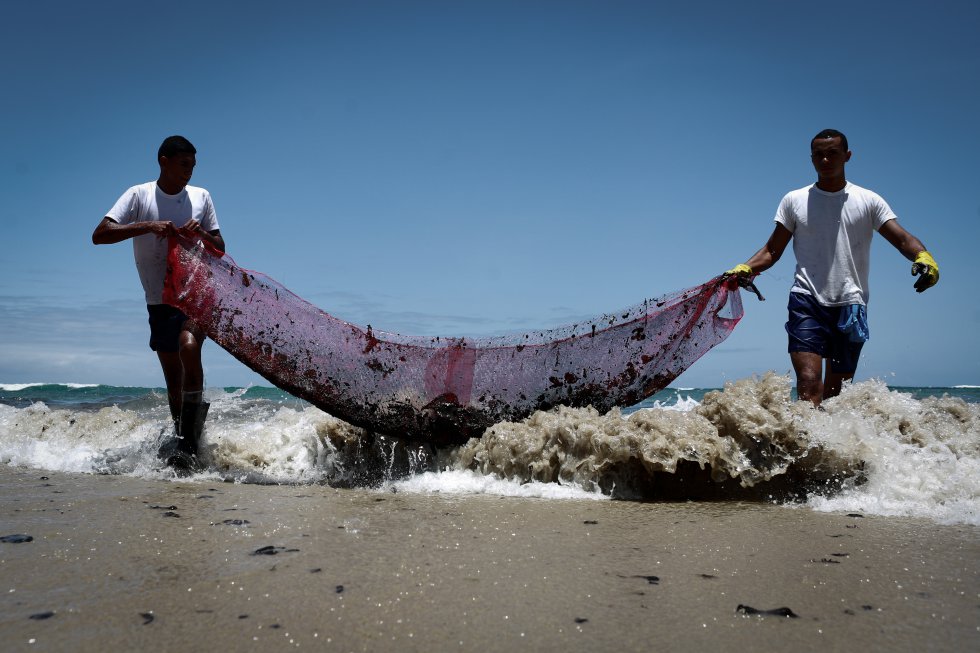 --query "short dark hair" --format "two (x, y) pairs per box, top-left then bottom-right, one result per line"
(811, 129), (848, 152)
(158, 135), (197, 160)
